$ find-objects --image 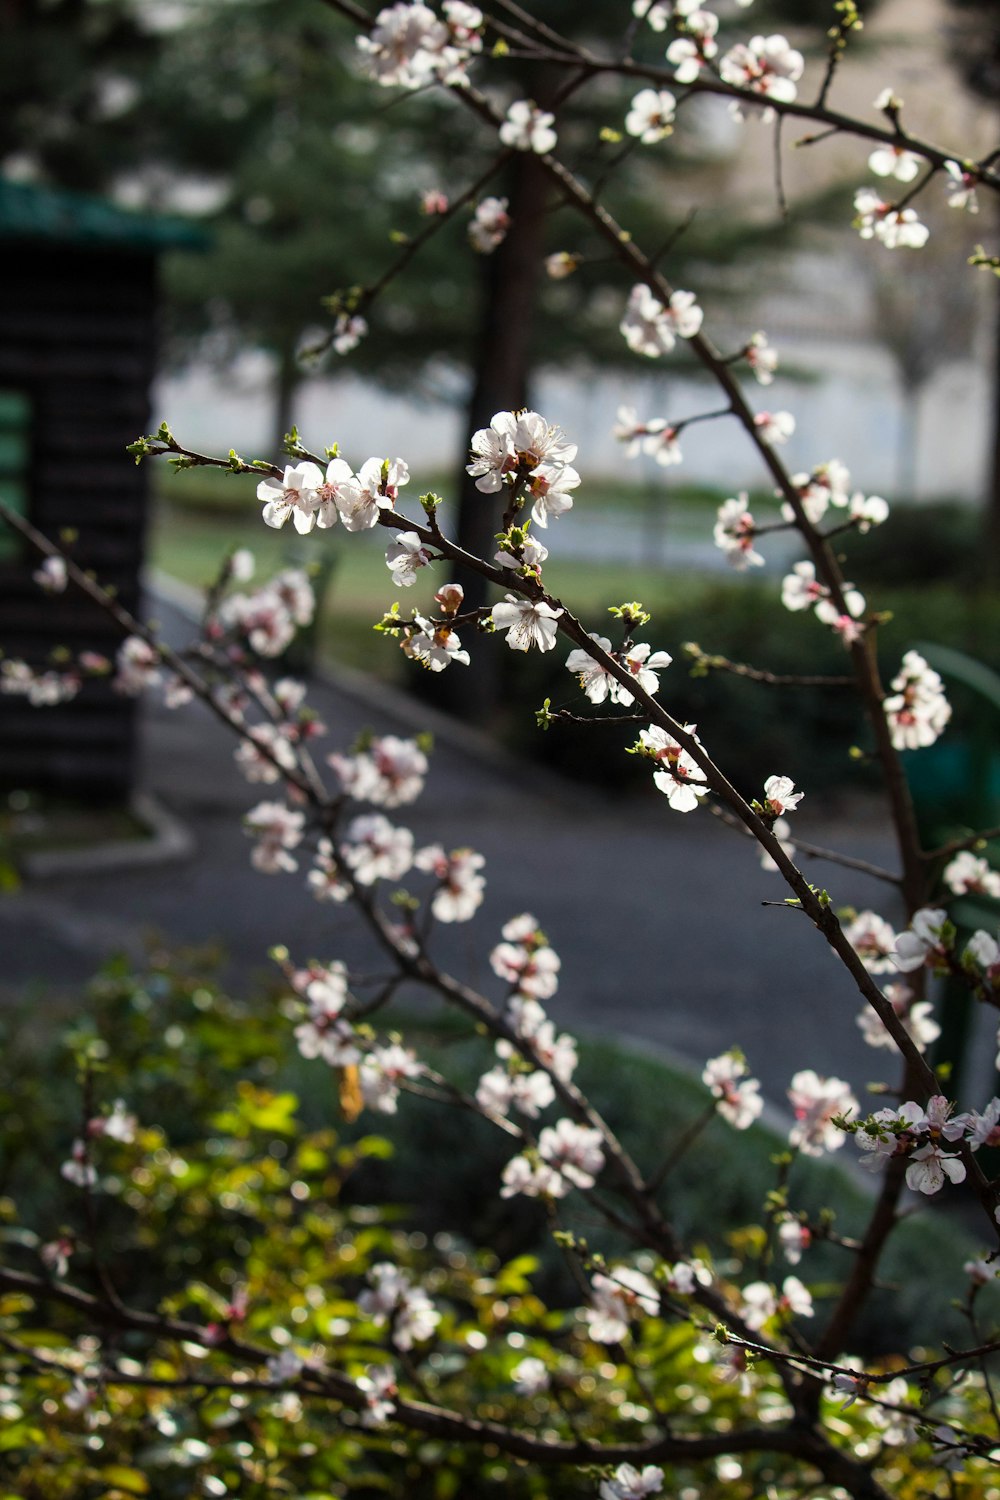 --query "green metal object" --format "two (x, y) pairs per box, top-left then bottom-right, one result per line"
(904, 643), (1000, 1097)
